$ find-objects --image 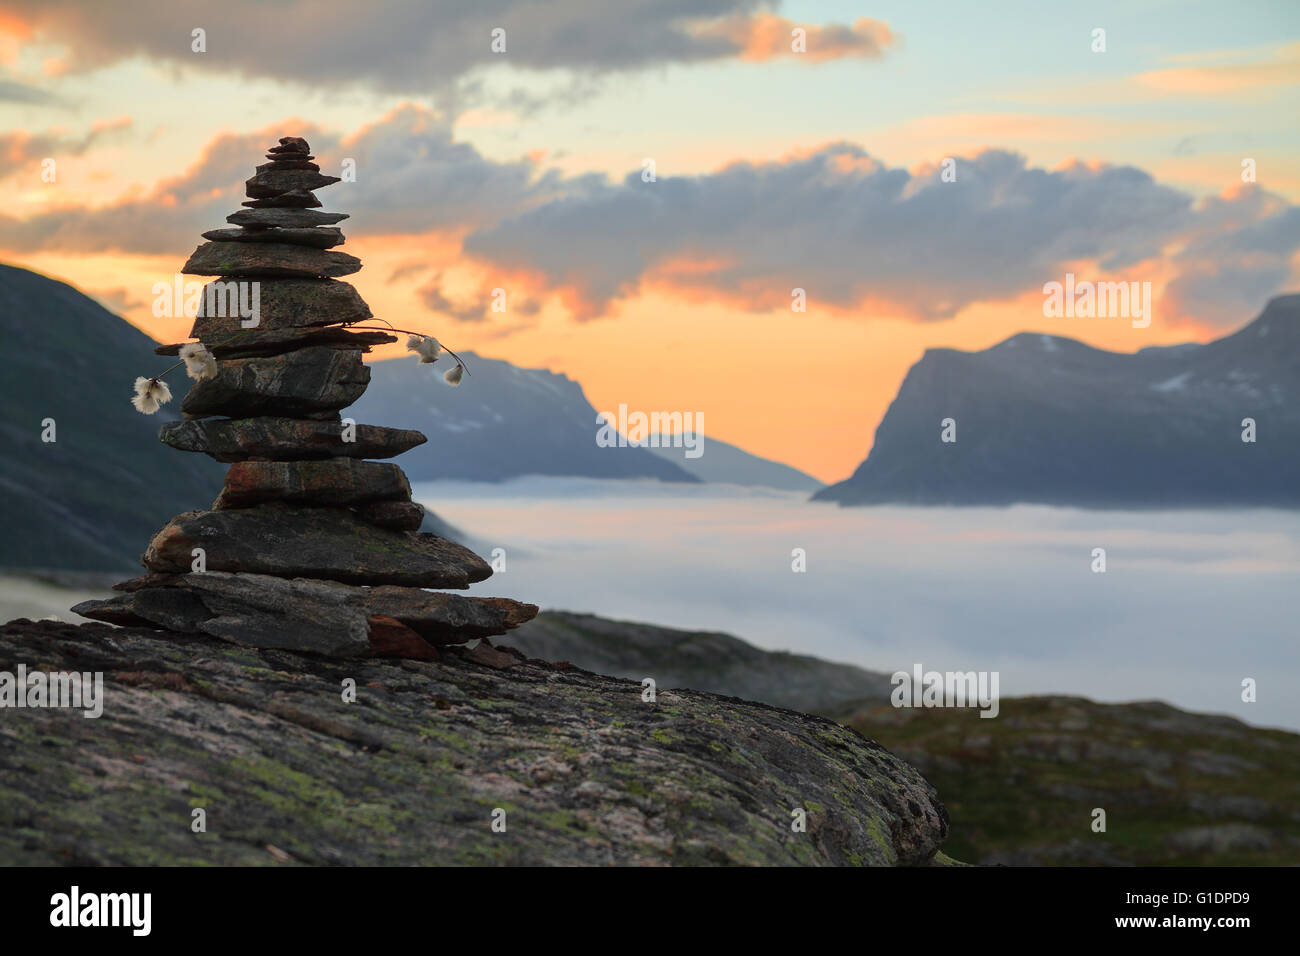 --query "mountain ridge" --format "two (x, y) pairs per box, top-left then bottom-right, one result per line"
(816, 294), (1300, 507)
